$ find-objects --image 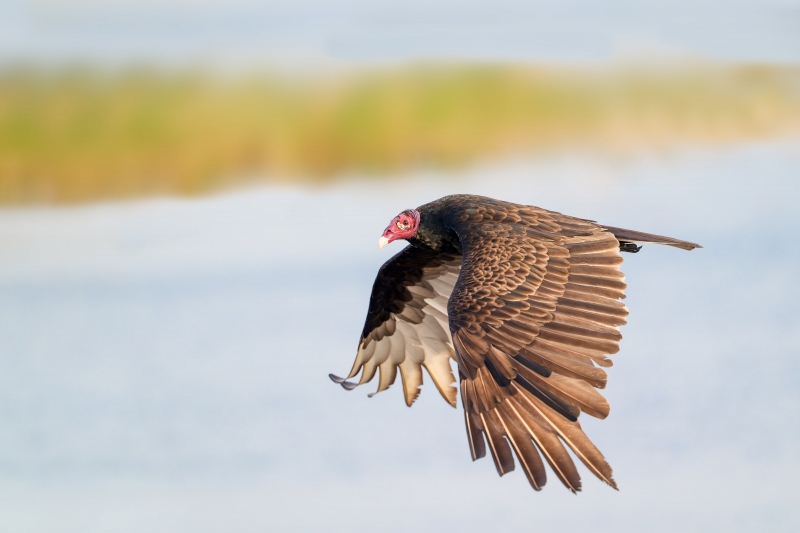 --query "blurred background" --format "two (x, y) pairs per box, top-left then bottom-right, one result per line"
(1, 1), (799, 531)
